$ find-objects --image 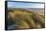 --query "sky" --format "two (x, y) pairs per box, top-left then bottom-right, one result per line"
(6, 0), (44, 2)
(7, 2), (44, 8)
